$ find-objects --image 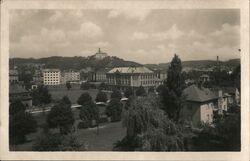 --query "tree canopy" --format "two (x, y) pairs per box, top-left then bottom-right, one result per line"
(95, 91), (108, 103)
(77, 92), (92, 105)
(111, 89), (122, 100)
(106, 98), (123, 122)
(31, 85), (52, 106)
(46, 97), (75, 134)
(135, 86), (147, 96)
(160, 54), (186, 121)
